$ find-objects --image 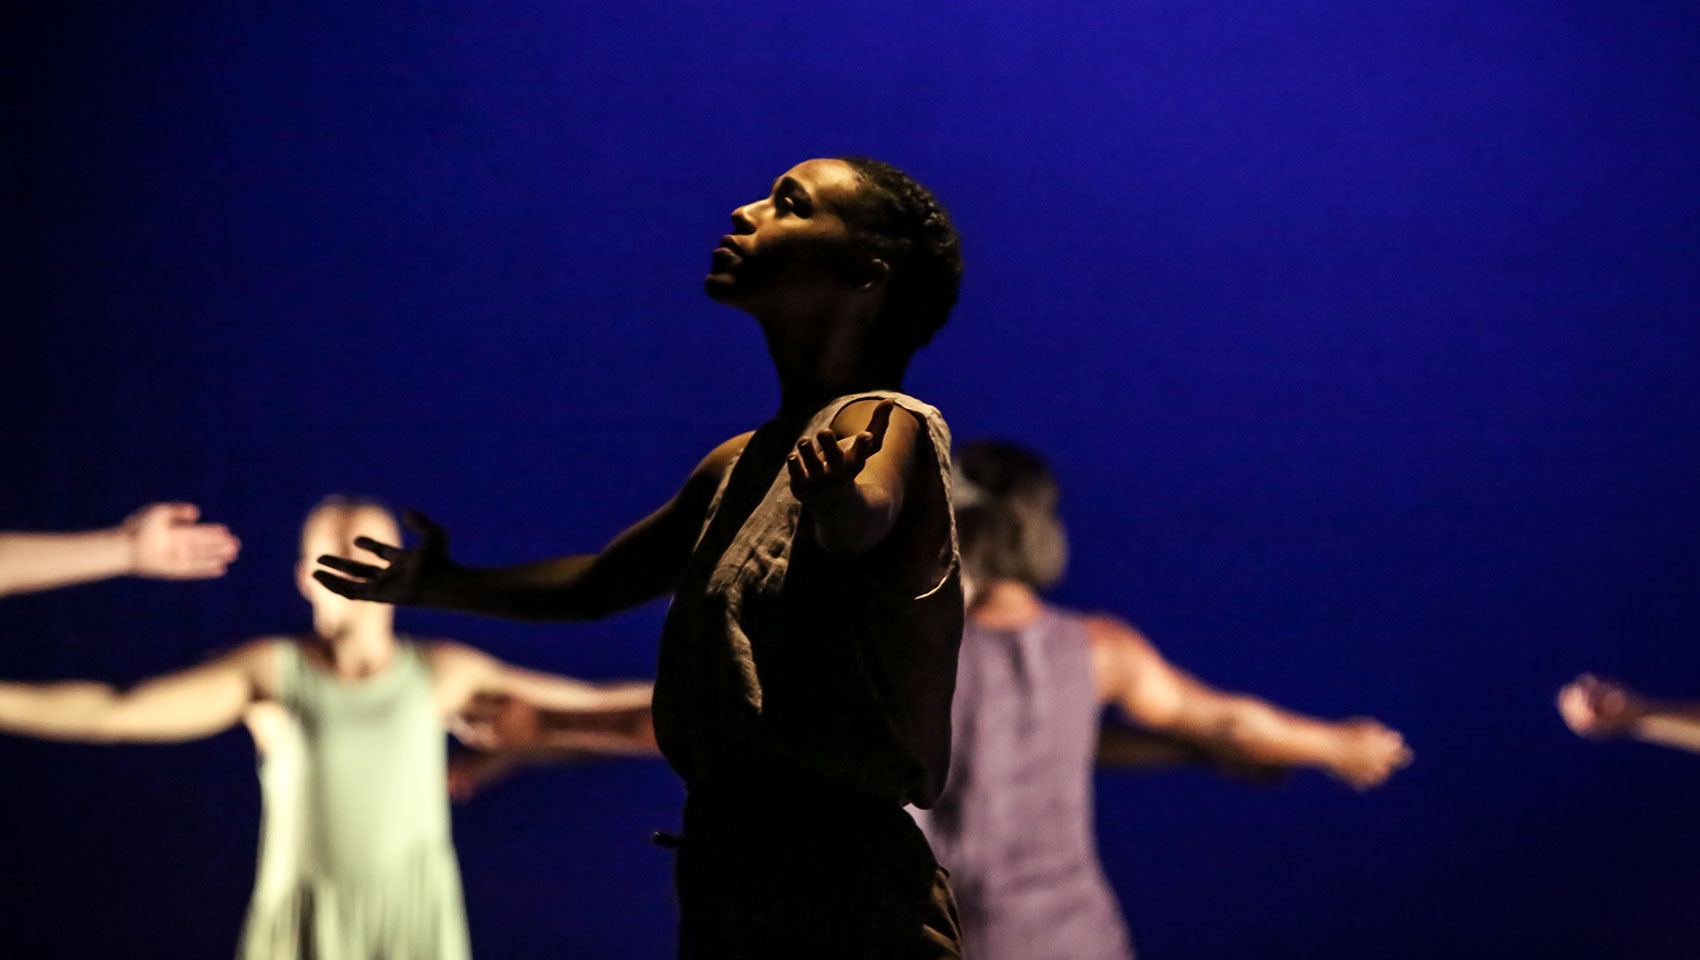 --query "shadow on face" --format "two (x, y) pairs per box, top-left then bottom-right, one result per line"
(296, 502), (402, 621)
(705, 158), (885, 321)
